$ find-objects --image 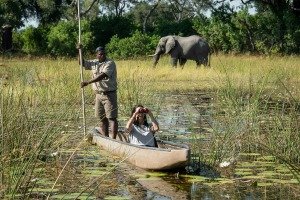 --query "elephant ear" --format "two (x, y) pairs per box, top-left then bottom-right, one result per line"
(165, 36), (175, 54)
